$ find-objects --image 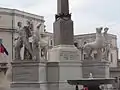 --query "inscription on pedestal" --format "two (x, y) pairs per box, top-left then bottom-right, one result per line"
(13, 66), (38, 82)
(15, 67), (32, 81)
(60, 51), (79, 61)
